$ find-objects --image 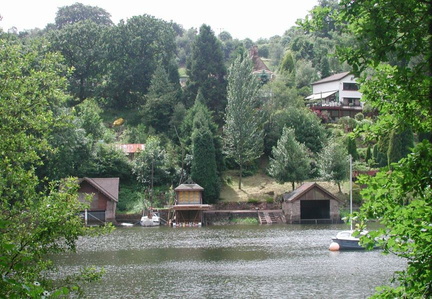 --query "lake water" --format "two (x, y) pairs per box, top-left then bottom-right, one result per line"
(54, 224), (404, 298)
